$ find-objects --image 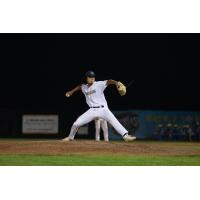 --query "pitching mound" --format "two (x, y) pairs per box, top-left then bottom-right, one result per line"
(0, 139), (200, 156)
